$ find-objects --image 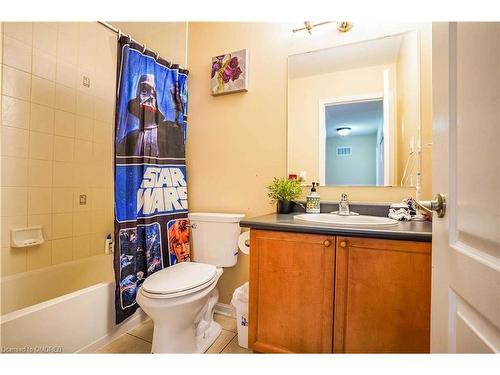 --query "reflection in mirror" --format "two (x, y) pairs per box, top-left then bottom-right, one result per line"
(325, 99), (384, 186)
(288, 31), (421, 187)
